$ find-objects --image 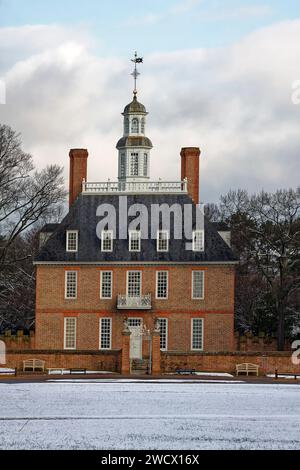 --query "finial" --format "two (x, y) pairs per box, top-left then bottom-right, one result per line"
(131, 51), (143, 97)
